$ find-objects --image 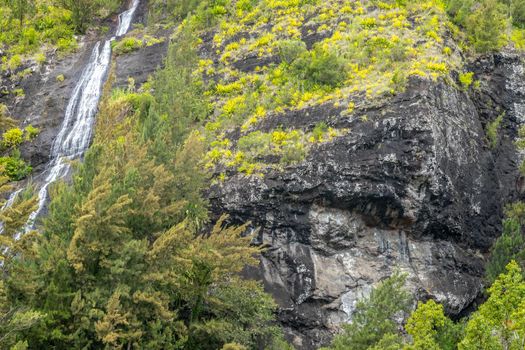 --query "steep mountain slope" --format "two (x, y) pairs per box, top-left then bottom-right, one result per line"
(2, 0), (525, 348)
(211, 61), (525, 347)
(185, 0), (525, 348)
